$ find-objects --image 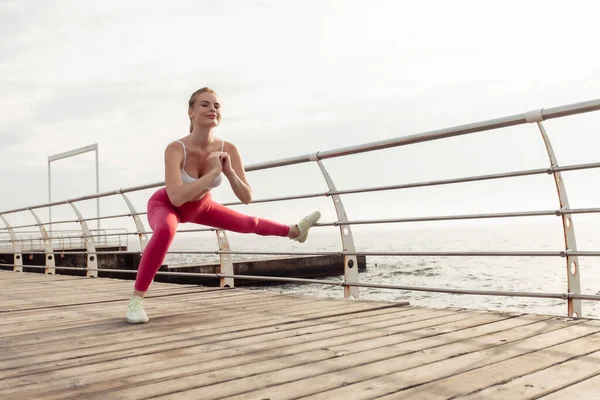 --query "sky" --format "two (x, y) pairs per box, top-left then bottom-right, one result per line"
(1, 0), (600, 242)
